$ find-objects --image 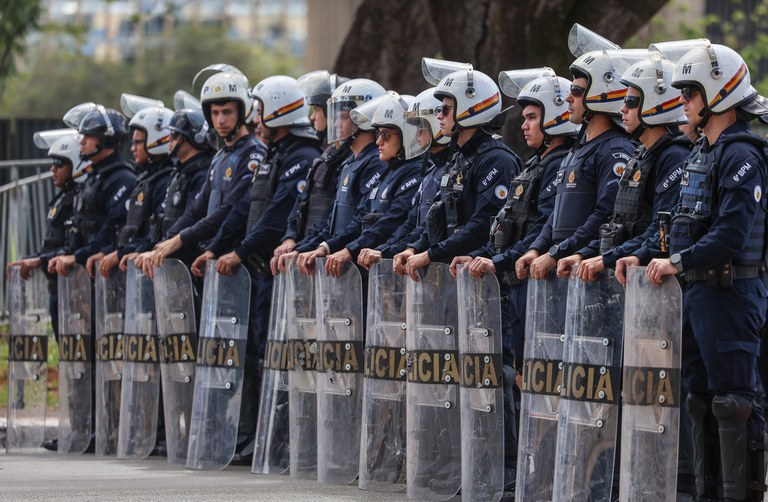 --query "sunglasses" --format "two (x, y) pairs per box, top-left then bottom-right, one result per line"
(623, 95), (641, 110)
(51, 159), (69, 169)
(680, 86), (699, 101)
(435, 104), (454, 116)
(569, 84), (586, 98)
(131, 139), (146, 146)
(375, 129), (399, 141)
(170, 132), (182, 141)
